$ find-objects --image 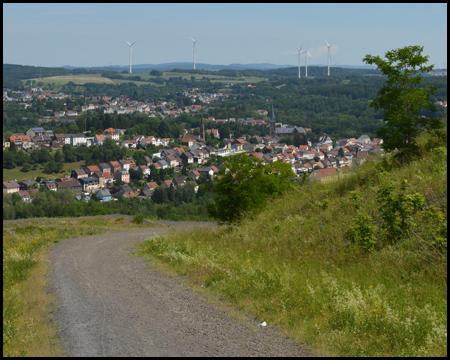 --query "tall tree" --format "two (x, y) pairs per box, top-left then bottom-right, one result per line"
(363, 46), (443, 157)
